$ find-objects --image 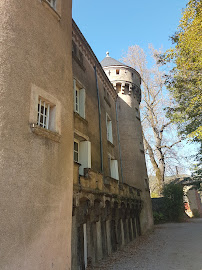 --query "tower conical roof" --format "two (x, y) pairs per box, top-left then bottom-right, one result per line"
(101, 52), (127, 67)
